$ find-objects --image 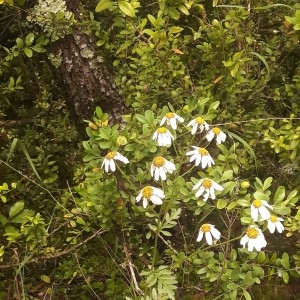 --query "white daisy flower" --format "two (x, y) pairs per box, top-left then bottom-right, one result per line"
(101, 151), (129, 173)
(268, 215), (284, 234)
(187, 117), (209, 135)
(186, 146), (215, 169)
(197, 224), (221, 245)
(136, 186), (165, 209)
(240, 225), (267, 252)
(206, 127), (226, 144)
(192, 178), (224, 201)
(151, 156), (176, 181)
(152, 127), (174, 146)
(250, 199), (273, 222)
(160, 112), (184, 130)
